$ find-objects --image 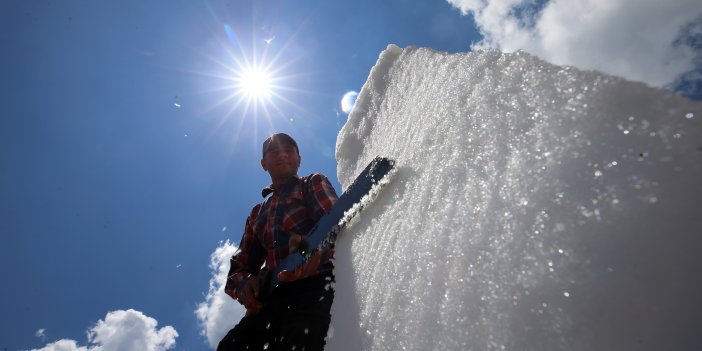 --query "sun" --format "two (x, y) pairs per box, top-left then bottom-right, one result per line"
(237, 67), (273, 100)
(192, 22), (317, 147)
